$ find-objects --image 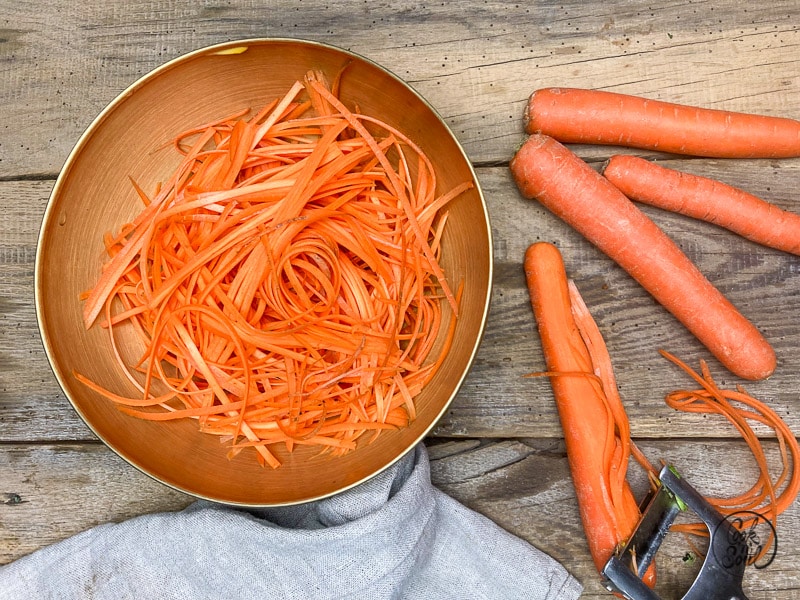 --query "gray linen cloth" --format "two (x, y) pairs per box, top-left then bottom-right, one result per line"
(0, 444), (582, 599)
